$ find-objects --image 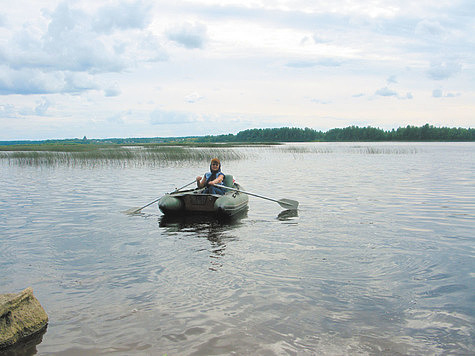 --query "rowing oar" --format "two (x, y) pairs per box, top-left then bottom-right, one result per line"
(124, 180), (196, 214)
(220, 185), (299, 210)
